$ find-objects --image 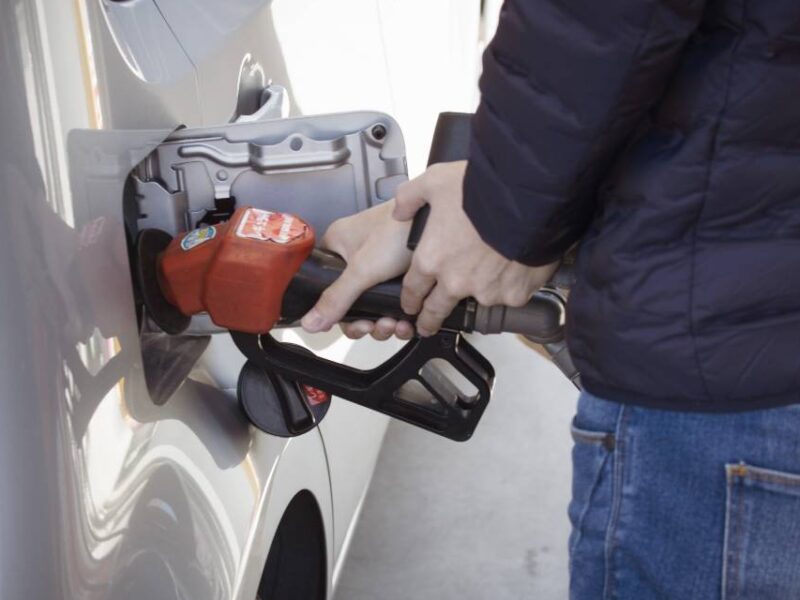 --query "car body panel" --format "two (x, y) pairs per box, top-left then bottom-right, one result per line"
(0, 1), (329, 597)
(0, 0), (481, 598)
